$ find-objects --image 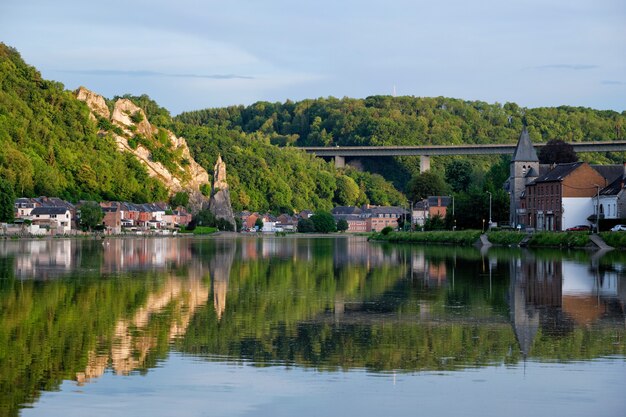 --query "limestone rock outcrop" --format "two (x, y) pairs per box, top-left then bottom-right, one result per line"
(208, 155), (236, 229)
(75, 87), (209, 212)
(76, 86), (110, 120)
